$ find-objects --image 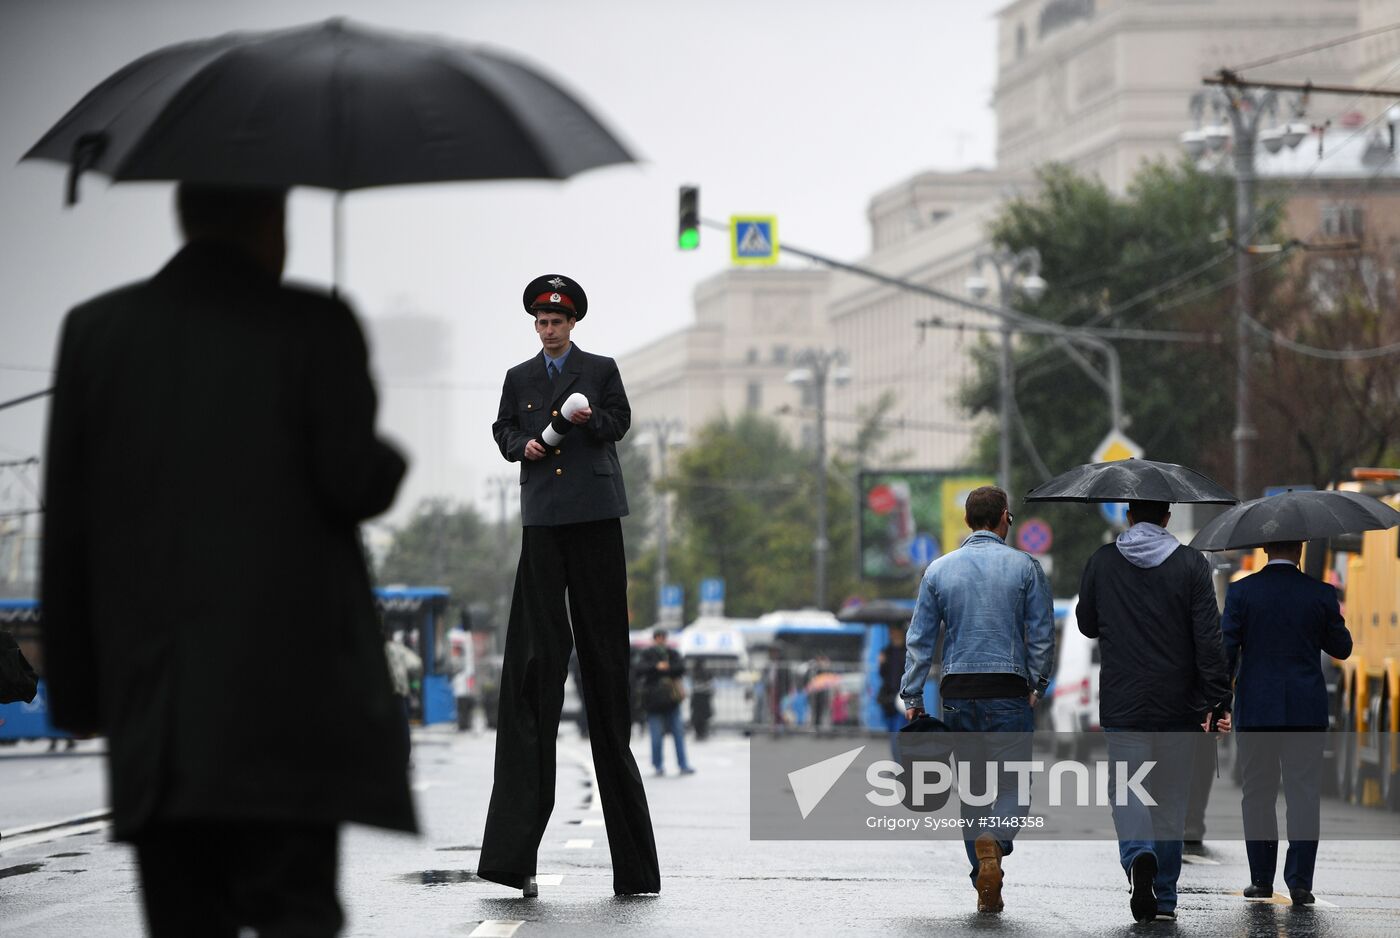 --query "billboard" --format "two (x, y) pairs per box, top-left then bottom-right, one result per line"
(858, 471), (994, 580)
